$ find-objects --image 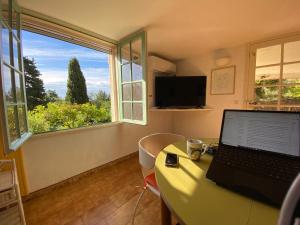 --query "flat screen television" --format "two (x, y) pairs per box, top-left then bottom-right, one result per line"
(155, 76), (206, 108)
